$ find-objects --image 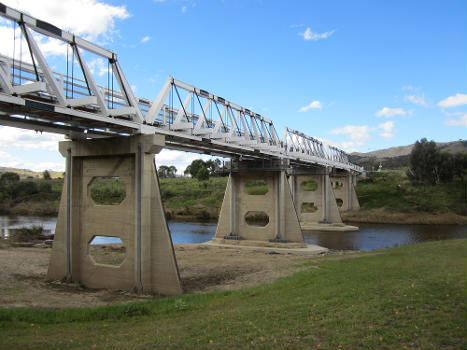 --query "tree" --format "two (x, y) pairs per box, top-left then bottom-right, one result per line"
(0, 172), (20, 187)
(158, 165), (169, 178)
(167, 165), (177, 178)
(407, 138), (459, 185)
(196, 167), (209, 181)
(187, 159), (206, 178)
(42, 170), (51, 180)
